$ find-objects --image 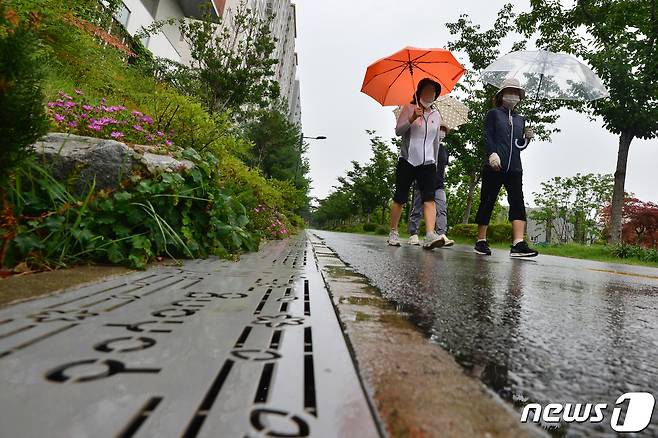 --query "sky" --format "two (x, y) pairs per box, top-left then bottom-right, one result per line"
(294, 0), (657, 207)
